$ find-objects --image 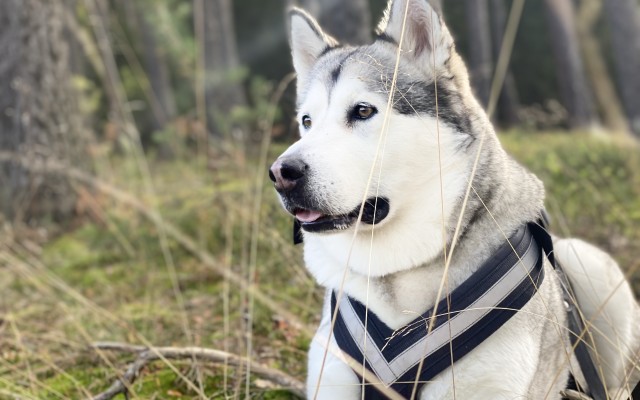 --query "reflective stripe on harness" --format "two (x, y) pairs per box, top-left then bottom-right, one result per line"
(331, 223), (545, 398)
